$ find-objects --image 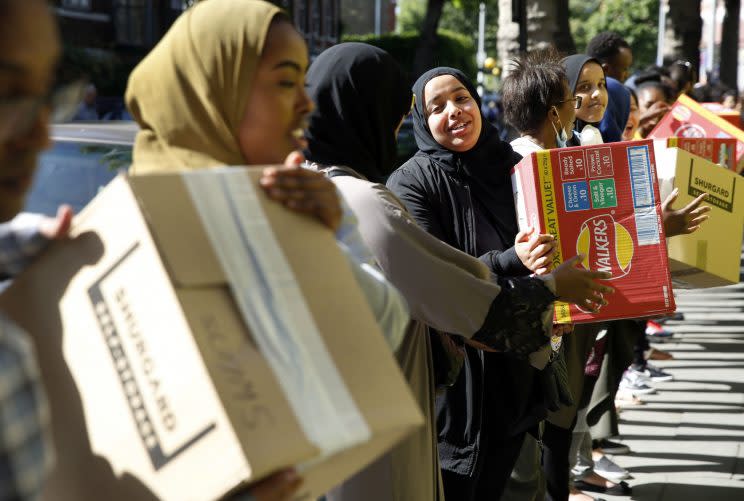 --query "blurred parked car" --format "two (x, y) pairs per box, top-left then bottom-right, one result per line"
(24, 122), (137, 216)
(27, 118), (422, 215)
